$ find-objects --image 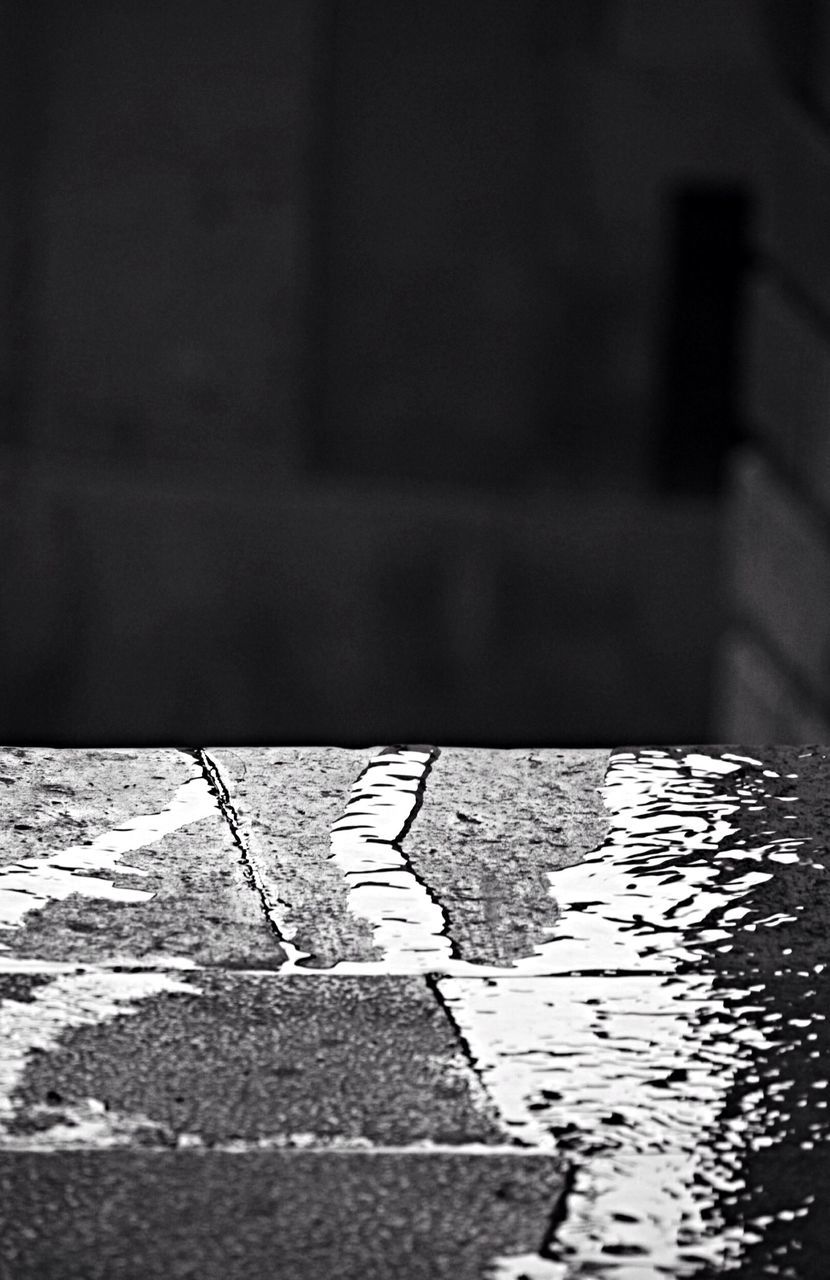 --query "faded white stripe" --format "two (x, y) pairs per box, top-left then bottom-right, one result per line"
(0, 776), (216, 931)
(310, 748), (455, 969)
(472, 749), (811, 1278)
